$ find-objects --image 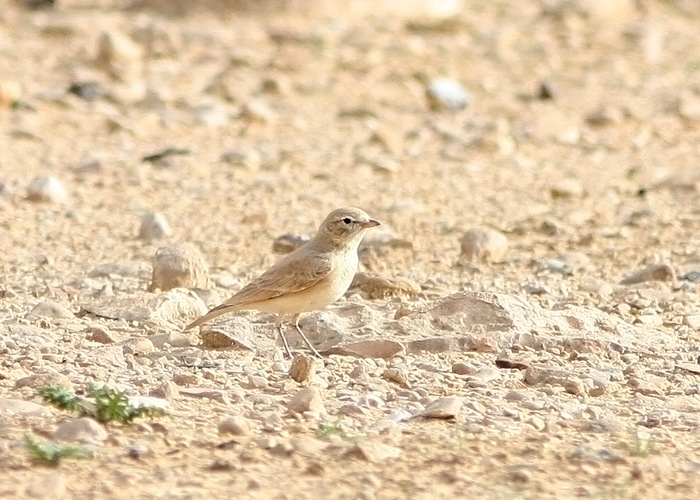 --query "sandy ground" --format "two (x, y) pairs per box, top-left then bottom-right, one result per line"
(3, 0), (700, 498)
